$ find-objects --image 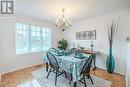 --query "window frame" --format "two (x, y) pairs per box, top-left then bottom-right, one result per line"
(15, 23), (52, 55)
